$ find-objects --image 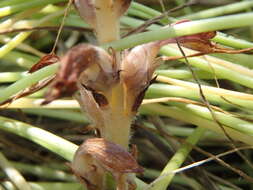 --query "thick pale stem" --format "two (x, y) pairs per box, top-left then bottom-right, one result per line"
(95, 0), (120, 44)
(103, 84), (132, 149)
(94, 1), (131, 149)
(91, 1), (132, 189)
